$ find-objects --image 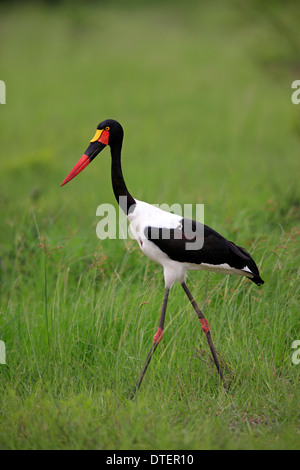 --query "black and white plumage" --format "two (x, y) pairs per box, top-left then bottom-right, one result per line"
(128, 199), (263, 289)
(61, 119), (264, 394)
